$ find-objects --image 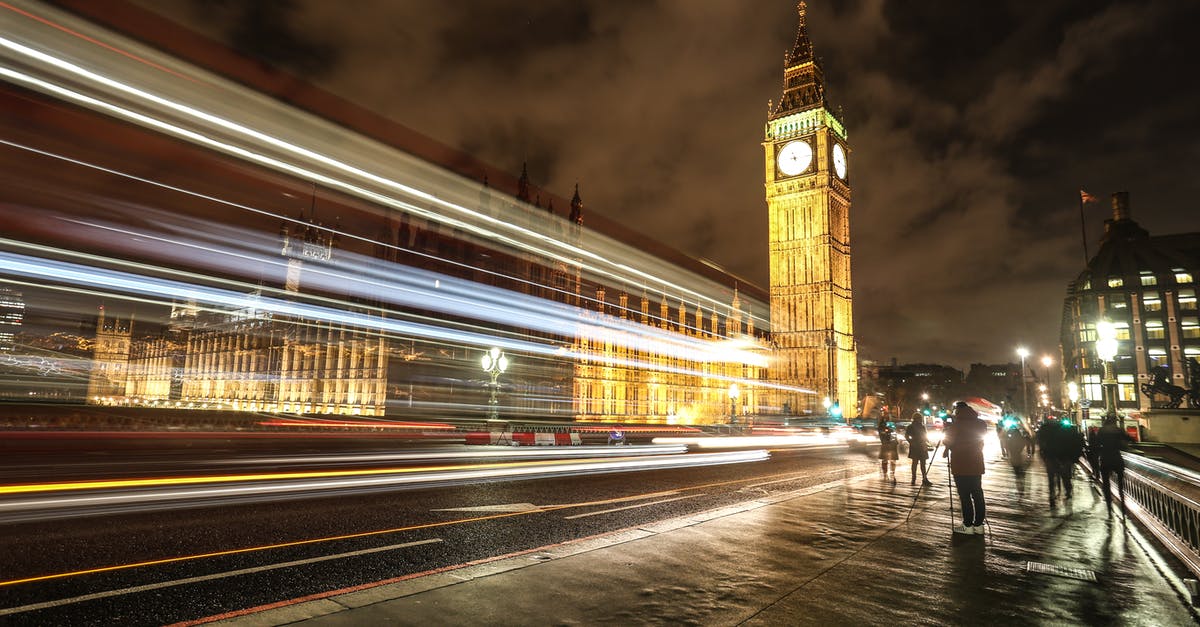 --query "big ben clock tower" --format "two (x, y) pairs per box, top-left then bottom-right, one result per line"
(764, 1), (857, 417)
